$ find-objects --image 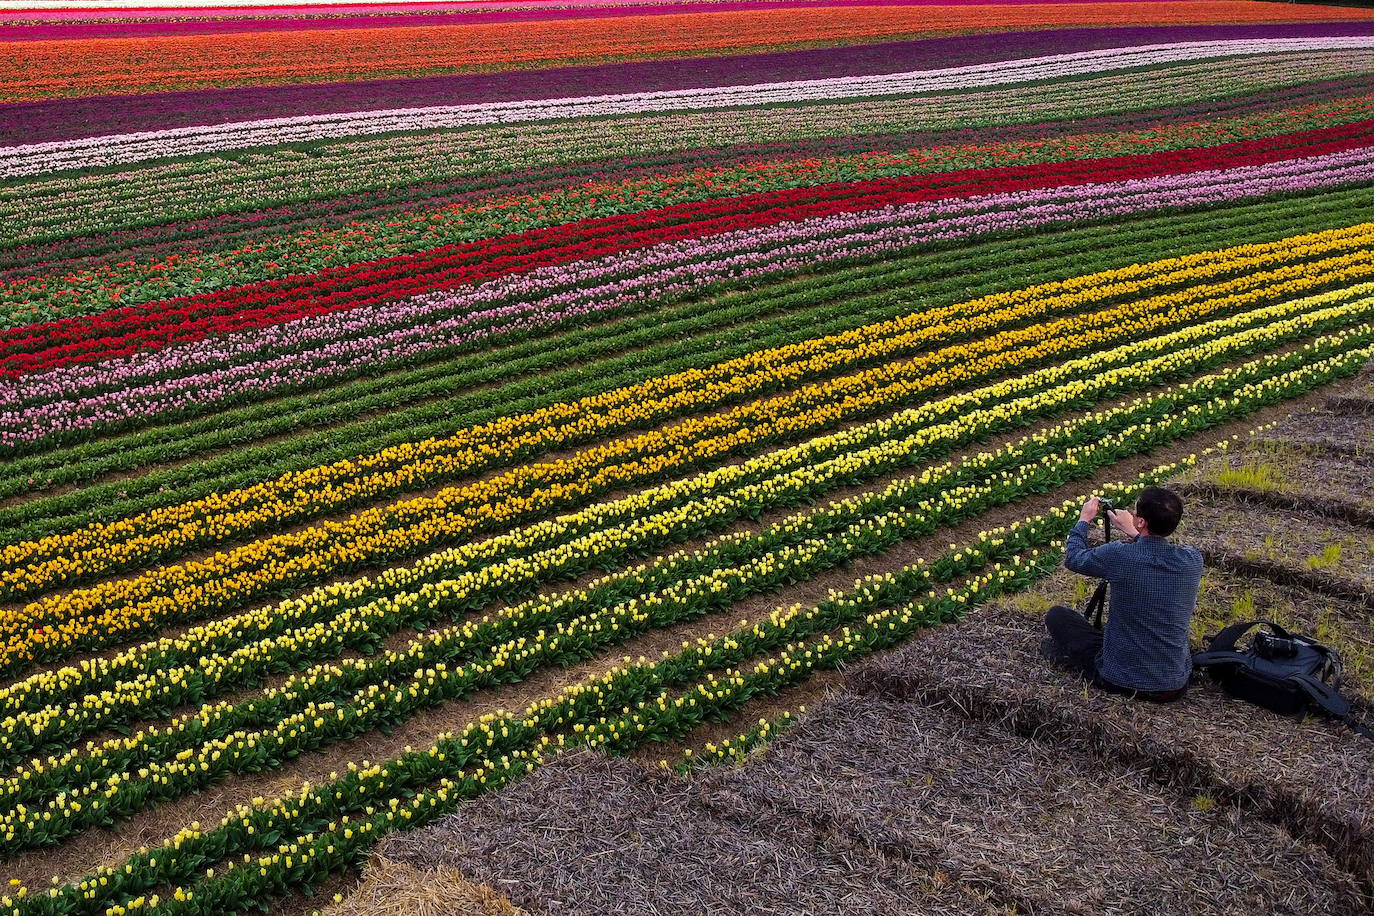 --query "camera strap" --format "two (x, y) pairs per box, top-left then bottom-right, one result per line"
(1082, 580), (1108, 630)
(1081, 502), (1117, 630)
